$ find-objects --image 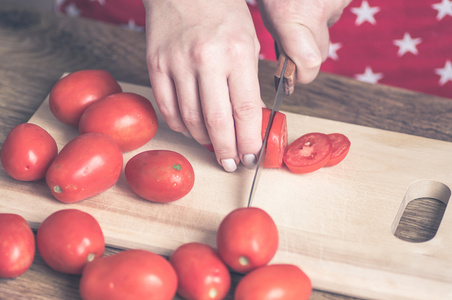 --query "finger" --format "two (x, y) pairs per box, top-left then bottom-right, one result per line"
(148, 70), (189, 136)
(198, 74), (239, 172)
(228, 59), (262, 169)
